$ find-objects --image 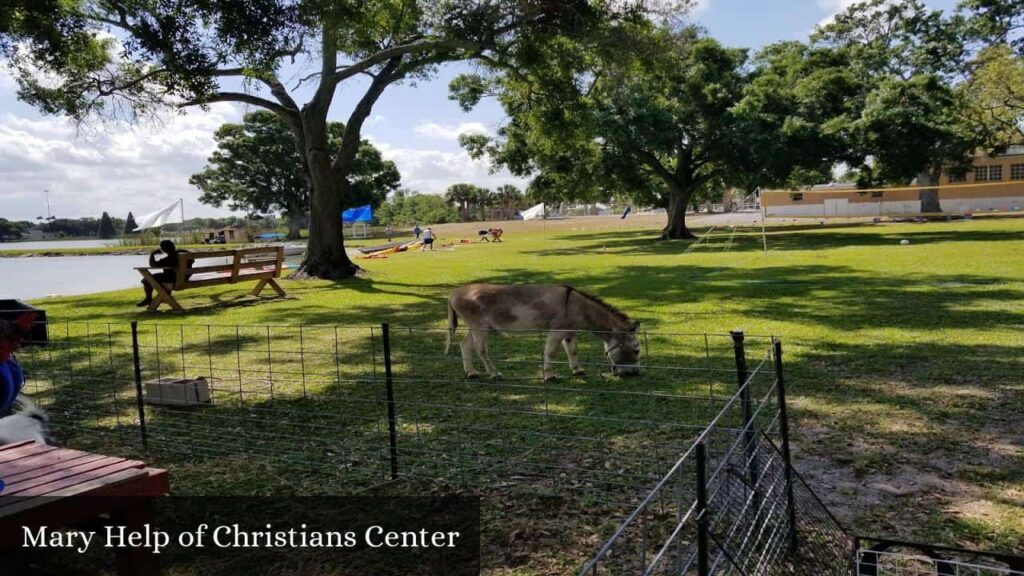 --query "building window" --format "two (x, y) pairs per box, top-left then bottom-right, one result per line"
(1011, 164), (1024, 180)
(790, 193), (803, 201)
(871, 191), (883, 198)
(947, 171), (967, 183)
(976, 165), (1003, 182)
